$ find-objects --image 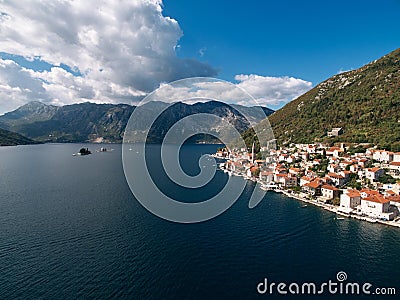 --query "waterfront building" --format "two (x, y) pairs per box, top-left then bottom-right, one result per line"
(340, 189), (361, 211)
(360, 195), (393, 220)
(321, 185), (339, 200)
